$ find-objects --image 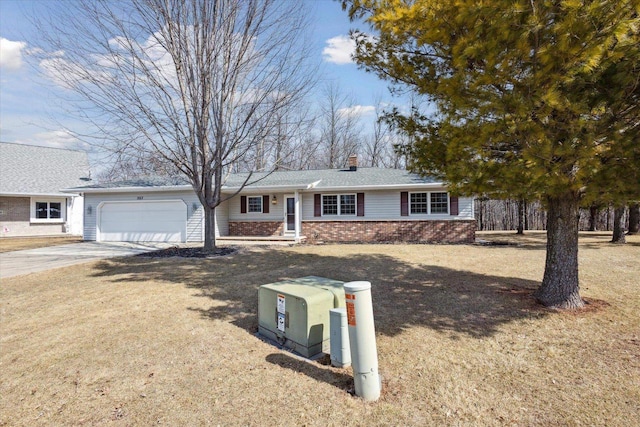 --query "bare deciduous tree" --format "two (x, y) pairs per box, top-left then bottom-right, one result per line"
(317, 82), (363, 169)
(32, 0), (316, 250)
